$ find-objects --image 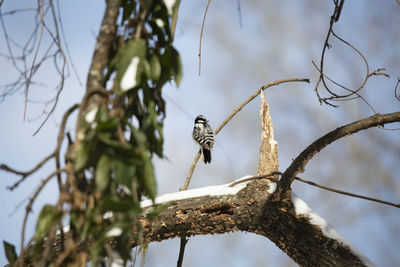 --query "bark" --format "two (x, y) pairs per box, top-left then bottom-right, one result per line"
(133, 179), (368, 266)
(257, 90), (279, 175)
